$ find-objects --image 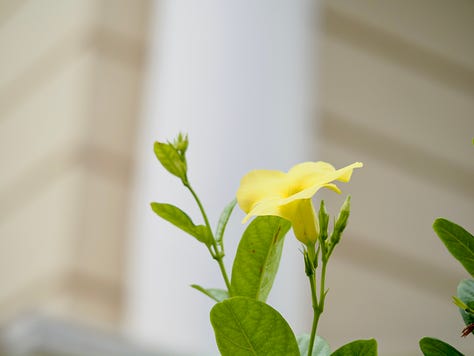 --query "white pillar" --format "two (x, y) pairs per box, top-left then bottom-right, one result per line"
(125, 1), (319, 354)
